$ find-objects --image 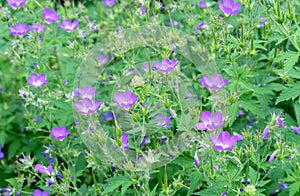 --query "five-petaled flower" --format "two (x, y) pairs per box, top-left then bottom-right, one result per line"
(50, 126), (71, 141)
(113, 90), (138, 110)
(155, 114), (172, 129)
(210, 131), (243, 151)
(58, 20), (79, 32)
(43, 8), (60, 24)
(31, 24), (46, 32)
(27, 73), (48, 88)
(34, 164), (53, 175)
(196, 111), (225, 131)
(7, 0), (26, 9)
(74, 98), (102, 115)
(218, 0), (241, 16)
(74, 85), (97, 100)
(9, 23), (31, 37)
(102, 0), (116, 7)
(121, 133), (130, 150)
(198, 0), (206, 9)
(152, 59), (178, 73)
(33, 189), (50, 196)
(199, 74), (228, 91)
